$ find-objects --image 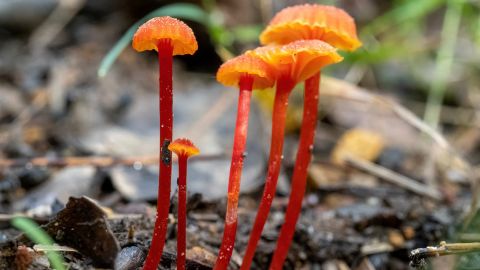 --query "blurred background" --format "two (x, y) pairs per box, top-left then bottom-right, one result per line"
(0, 0), (480, 269)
